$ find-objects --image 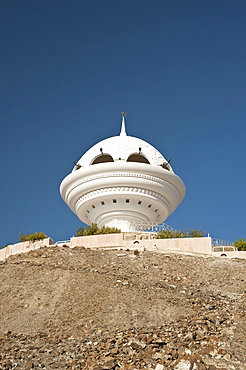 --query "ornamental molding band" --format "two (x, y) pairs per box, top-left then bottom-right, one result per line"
(75, 187), (171, 210)
(64, 171), (182, 203)
(60, 114), (186, 232)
